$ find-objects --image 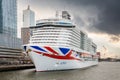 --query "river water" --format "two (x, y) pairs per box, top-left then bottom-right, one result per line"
(0, 62), (120, 80)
